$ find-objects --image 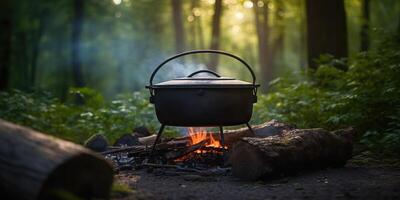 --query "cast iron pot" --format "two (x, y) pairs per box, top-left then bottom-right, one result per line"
(146, 50), (259, 127)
